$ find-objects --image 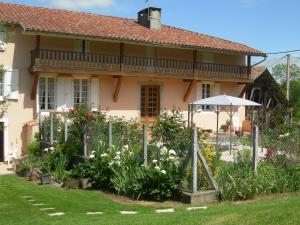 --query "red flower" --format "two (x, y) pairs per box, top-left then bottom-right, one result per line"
(85, 113), (91, 119)
(92, 110), (97, 115)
